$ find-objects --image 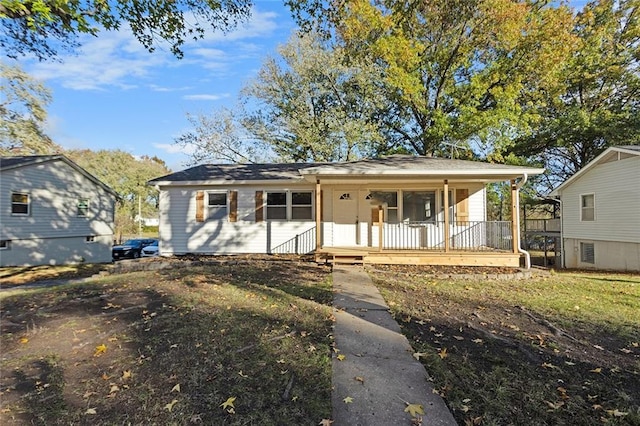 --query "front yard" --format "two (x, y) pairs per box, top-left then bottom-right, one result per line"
(1, 260), (638, 425)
